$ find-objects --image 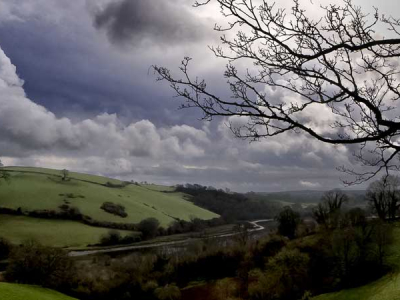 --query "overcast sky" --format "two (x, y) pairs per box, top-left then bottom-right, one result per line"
(0, 0), (398, 192)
